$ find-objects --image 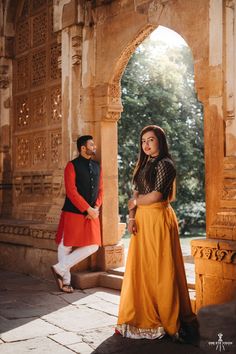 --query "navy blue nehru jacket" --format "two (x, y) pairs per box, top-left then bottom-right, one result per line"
(62, 155), (101, 215)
